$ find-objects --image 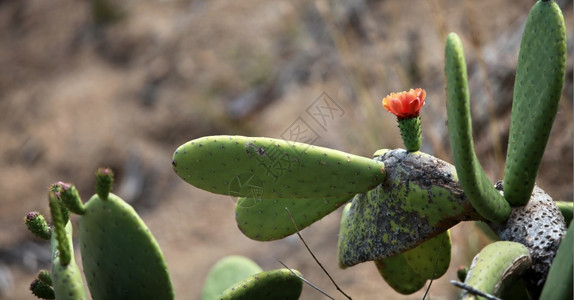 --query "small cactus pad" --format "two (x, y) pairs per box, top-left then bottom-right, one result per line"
(235, 195), (350, 241)
(30, 278), (55, 300)
(50, 222), (88, 300)
(504, 0), (566, 206)
(217, 268), (303, 300)
(397, 116), (422, 152)
(25, 212), (51, 240)
(95, 168), (114, 200)
(556, 201), (573, 226)
(403, 230), (451, 280)
(48, 191), (71, 266)
(56, 182), (85, 215)
(461, 241), (532, 299)
(445, 32), (511, 223)
(338, 149), (482, 267)
(172, 135), (385, 199)
(540, 222), (573, 300)
(374, 253), (427, 295)
(202, 255), (263, 300)
(78, 193), (174, 300)
(374, 230), (452, 295)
